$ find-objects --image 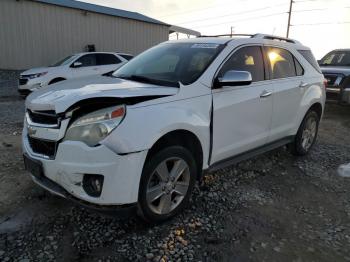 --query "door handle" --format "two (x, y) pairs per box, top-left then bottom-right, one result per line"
(260, 90), (272, 98)
(299, 81), (308, 88)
